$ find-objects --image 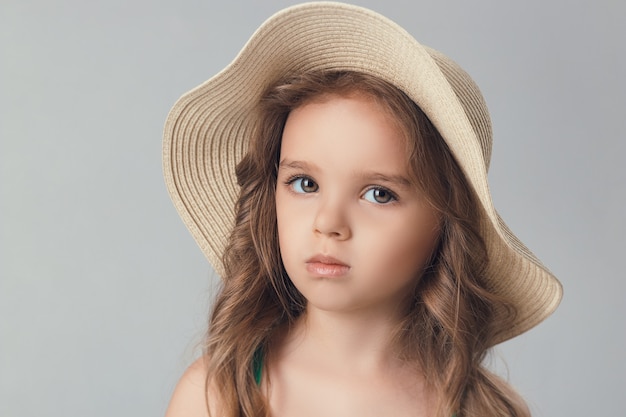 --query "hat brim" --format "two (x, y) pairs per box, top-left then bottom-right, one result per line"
(163, 1), (562, 344)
